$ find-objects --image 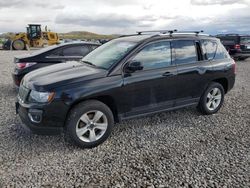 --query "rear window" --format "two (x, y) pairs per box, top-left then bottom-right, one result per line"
(173, 40), (197, 64)
(240, 36), (250, 44)
(216, 36), (238, 45)
(220, 39), (236, 45)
